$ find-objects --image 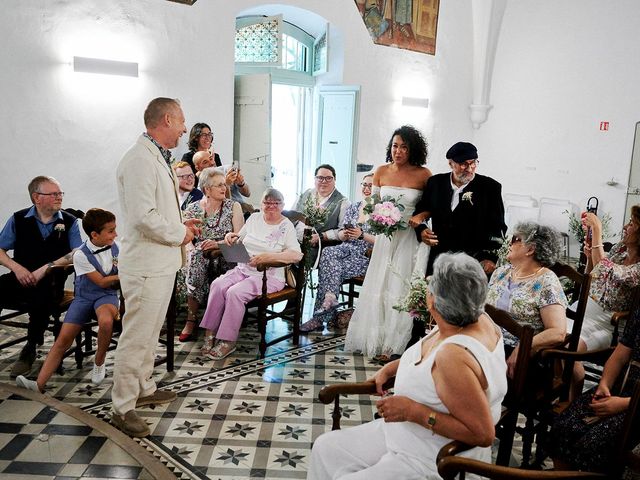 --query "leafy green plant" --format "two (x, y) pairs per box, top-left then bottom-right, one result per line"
(564, 210), (617, 244)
